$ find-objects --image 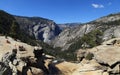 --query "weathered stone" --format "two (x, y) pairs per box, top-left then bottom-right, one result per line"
(77, 38), (120, 75)
(103, 72), (109, 75)
(76, 50), (86, 61)
(27, 67), (44, 75)
(93, 45), (120, 67)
